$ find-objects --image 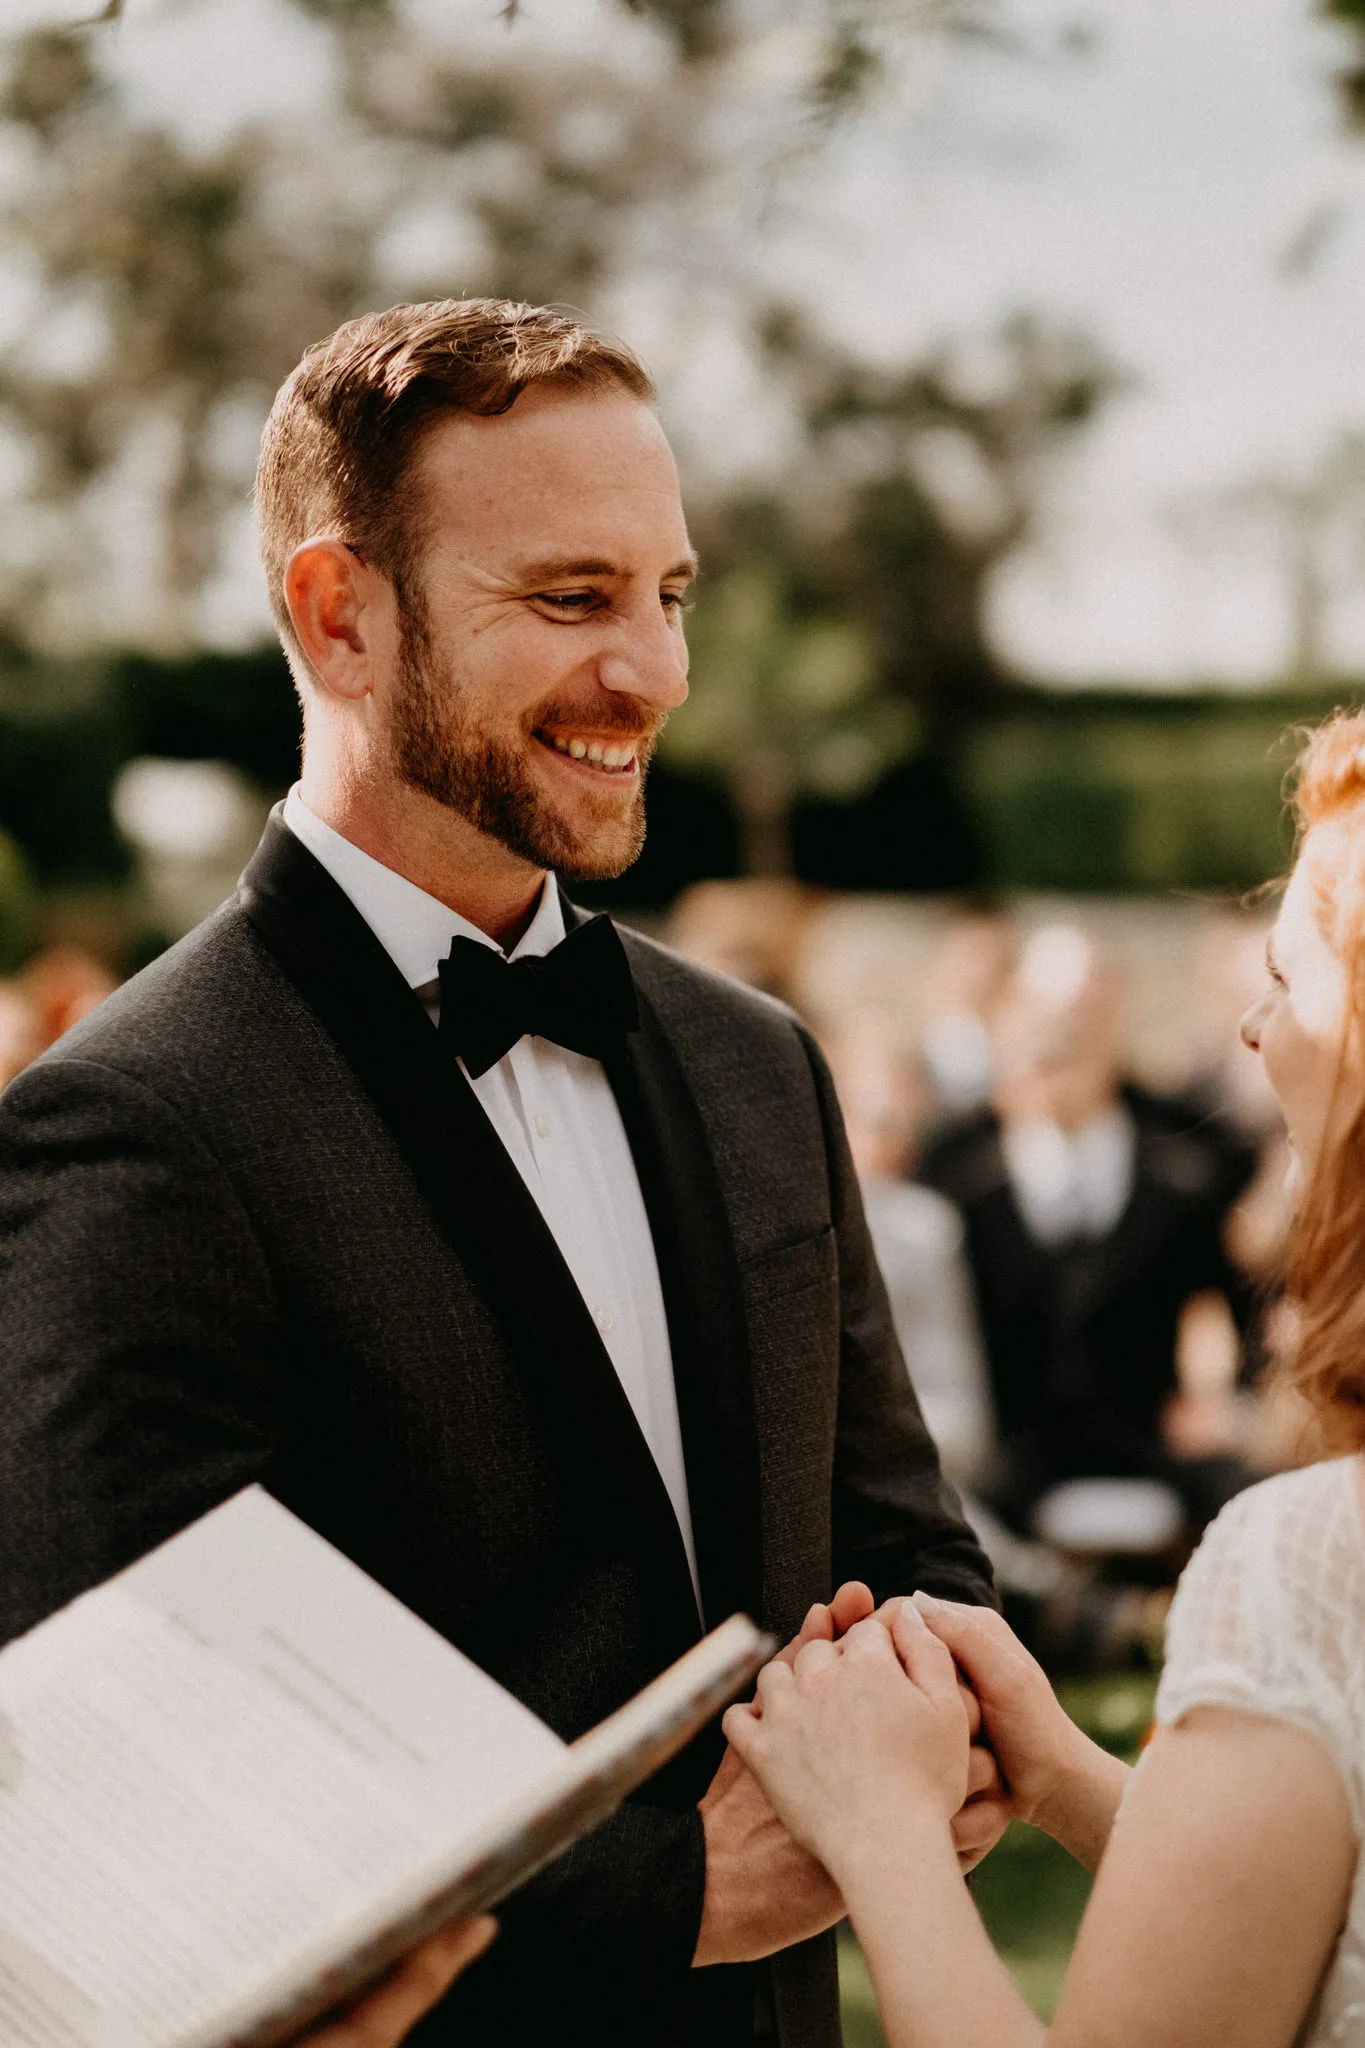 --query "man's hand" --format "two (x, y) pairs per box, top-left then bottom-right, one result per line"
(694, 1739), (844, 1965)
(694, 1582), (877, 1967)
(773, 1581), (877, 1665)
(294, 1917), (496, 2048)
